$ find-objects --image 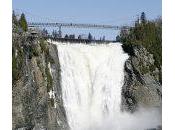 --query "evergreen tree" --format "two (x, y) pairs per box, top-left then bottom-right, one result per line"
(19, 13), (28, 31)
(78, 35), (81, 39)
(141, 12), (146, 24)
(88, 33), (92, 41)
(65, 34), (69, 39)
(12, 10), (18, 26)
